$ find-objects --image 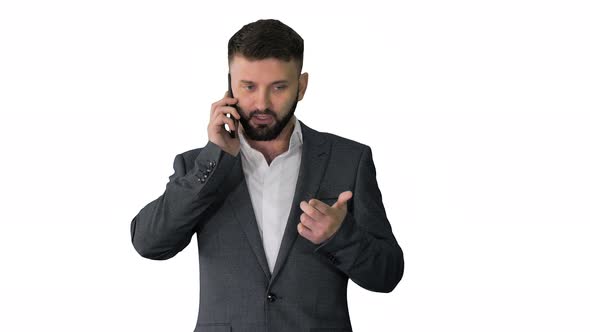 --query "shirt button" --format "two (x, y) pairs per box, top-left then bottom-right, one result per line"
(266, 293), (277, 303)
